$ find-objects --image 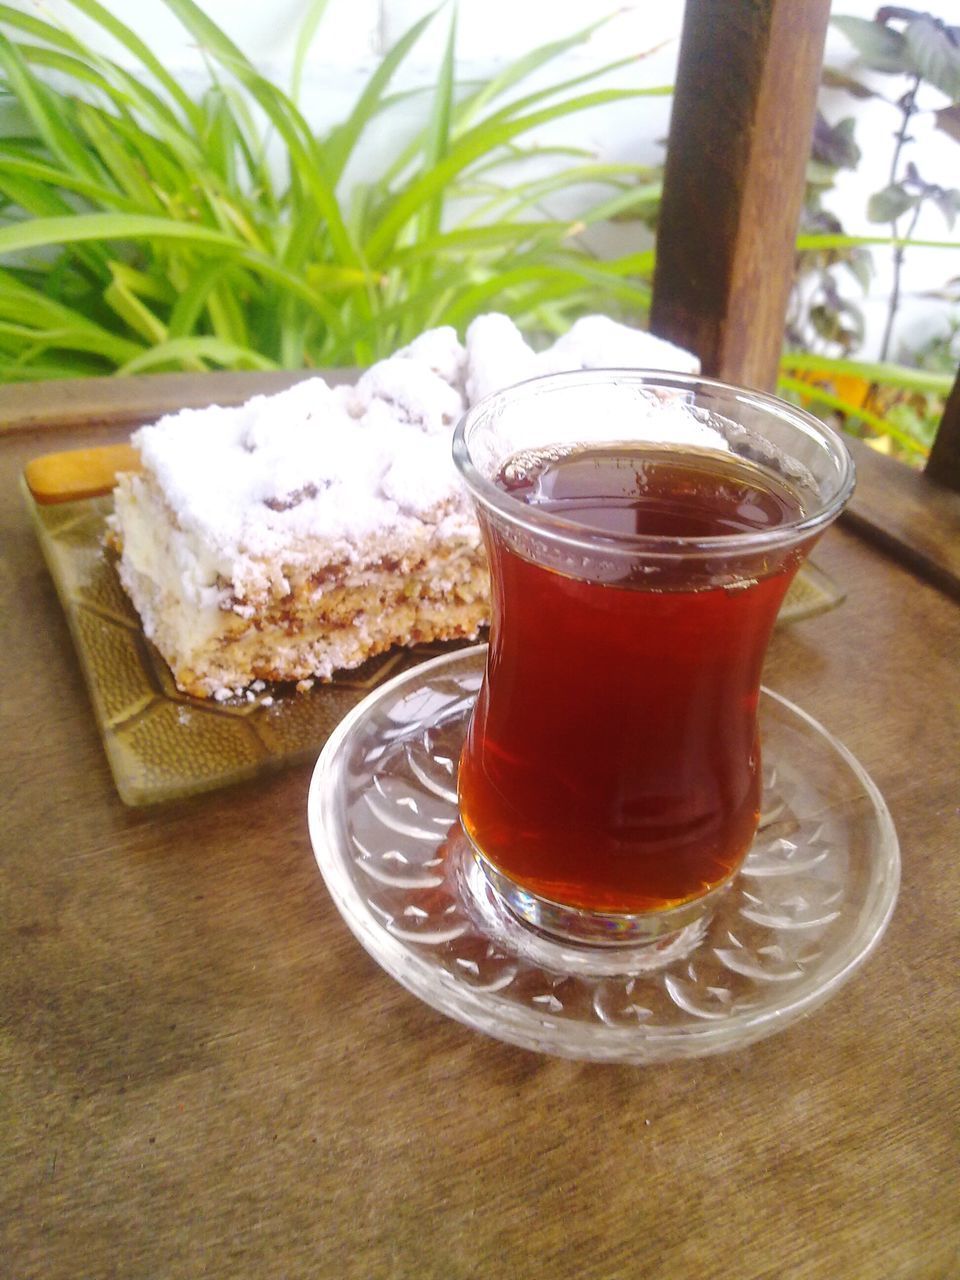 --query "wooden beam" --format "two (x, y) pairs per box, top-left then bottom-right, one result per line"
(650, 0), (831, 390)
(842, 434), (960, 601)
(926, 367), (960, 493)
(0, 368), (348, 435)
